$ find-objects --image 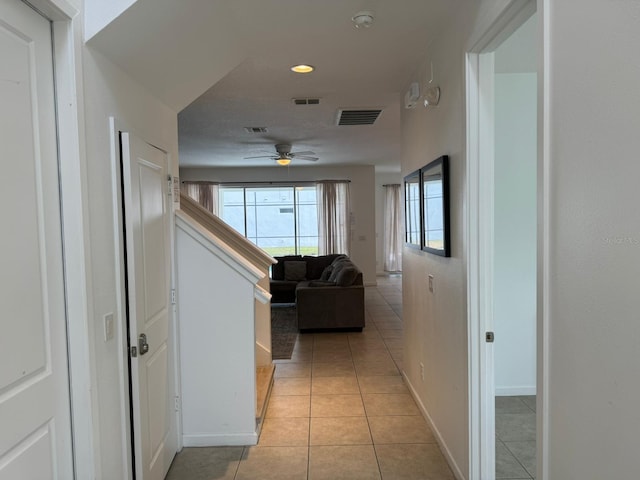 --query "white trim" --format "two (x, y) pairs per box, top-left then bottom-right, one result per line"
(29, 0), (77, 20)
(108, 117), (135, 480)
(465, 51), (482, 480)
(467, 0), (536, 52)
(465, 50), (496, 480)
(254, 285), (272, 305)
(537, 0), (550, 478)
(465, 2), (537, 479)
(495, 387), (536, 396)
(175, 211), (266, 285)
(43, 2), (99, 478)
(402, 373), (465, 480)
(183, 433), (259, 447)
